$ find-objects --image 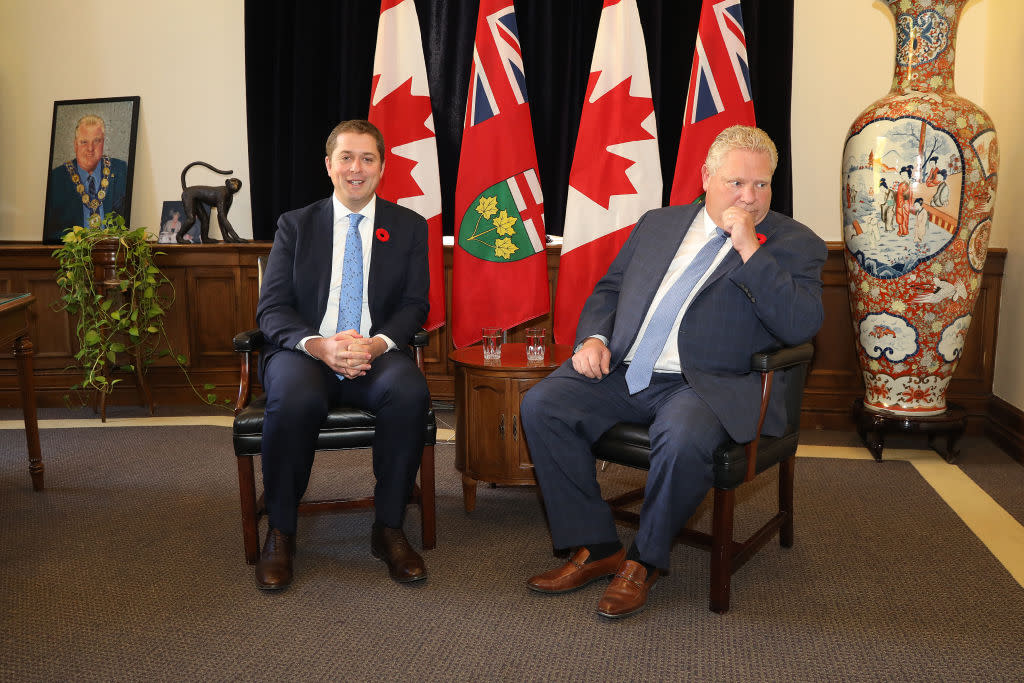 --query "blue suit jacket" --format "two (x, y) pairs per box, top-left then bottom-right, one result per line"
(43, 156), (129, 242)
(566, 204), (827, 443)
(256, 196), (429, 375)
